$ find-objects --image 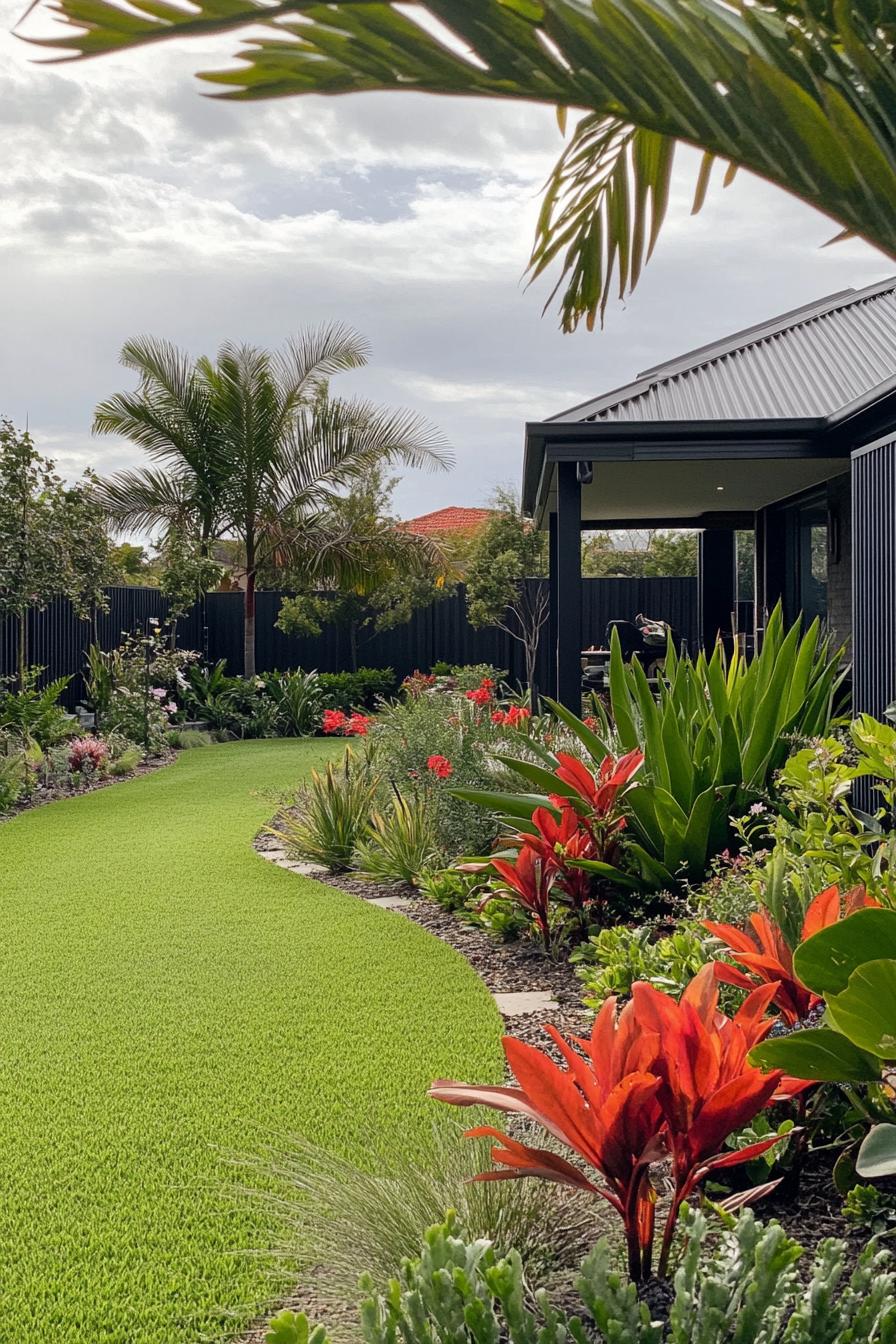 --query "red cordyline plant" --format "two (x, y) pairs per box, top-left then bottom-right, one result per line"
(704, 884), (879, 1025)
(431, 965), (803, 1281)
